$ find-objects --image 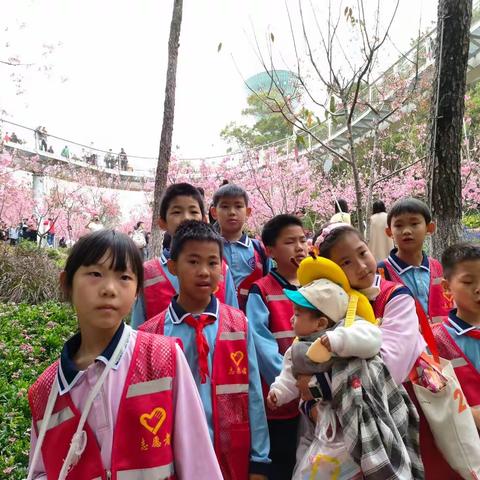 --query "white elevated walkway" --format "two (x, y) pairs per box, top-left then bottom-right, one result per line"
(3, 5), (480, 188)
